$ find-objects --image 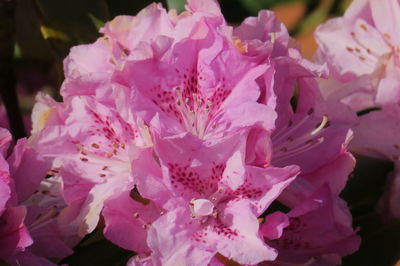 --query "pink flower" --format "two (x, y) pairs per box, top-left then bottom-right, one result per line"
(133, 133), (299, 265)
(60, 1), (219, 101)
(30, 0), (360, 264)
(315, 0), (400, 108)
(61, 0), (276, 143)
(0, 129), (33, 263)
(111, 13), (275, 141)
(30, 93), (150, 238)
(32, 0), (279, 254)
(262, 185), (361, 265)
